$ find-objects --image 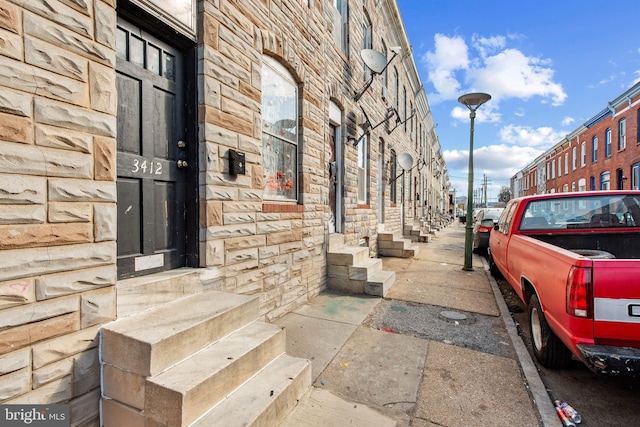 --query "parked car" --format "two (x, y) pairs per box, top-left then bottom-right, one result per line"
(472, 208), (504, 253)
(488, 191), (640, 376)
